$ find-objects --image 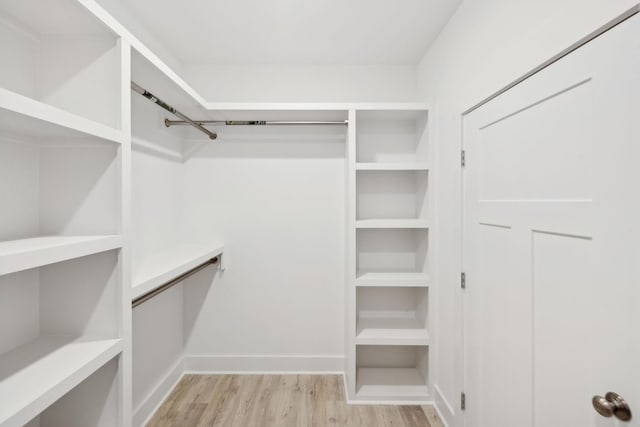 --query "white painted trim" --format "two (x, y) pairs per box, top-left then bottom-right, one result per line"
(133, 358), (185, 427)
(184, 355), (345, 373)
(346, 398), (434, 406)
(434, 384), (454, 427)
(433, 384), (455, 427)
